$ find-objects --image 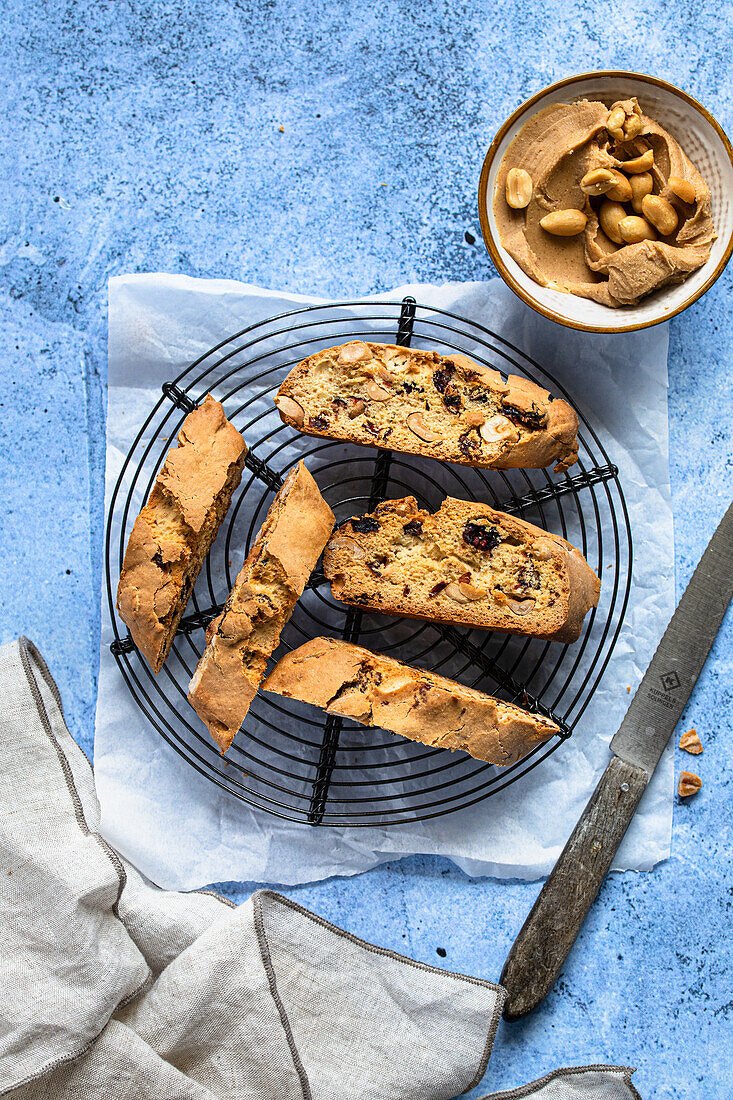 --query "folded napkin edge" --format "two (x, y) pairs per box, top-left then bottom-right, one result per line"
(17, 636), (129, 911)
(252, 888), (506, 1092)
(476, 1064), (640, 1100)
